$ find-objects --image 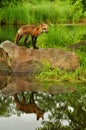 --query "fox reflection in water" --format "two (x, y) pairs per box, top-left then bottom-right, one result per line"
(14, 92), (45, 120)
